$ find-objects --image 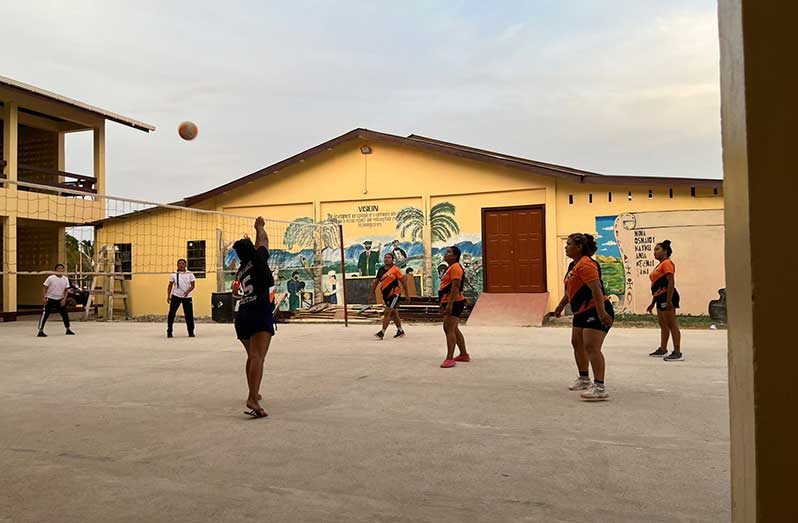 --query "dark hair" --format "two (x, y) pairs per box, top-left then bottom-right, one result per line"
(448, 245), (462, 261)
(567, 233), (598, 256)
(177, 258), (187, 264)
(292, 271), (300, 277)
(384, 252), (395, 260)
(54, 263), (65, 270)
(406, 267), (414, 274)
(233, 237), (256, 263)
(657, 240), (673, 257)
